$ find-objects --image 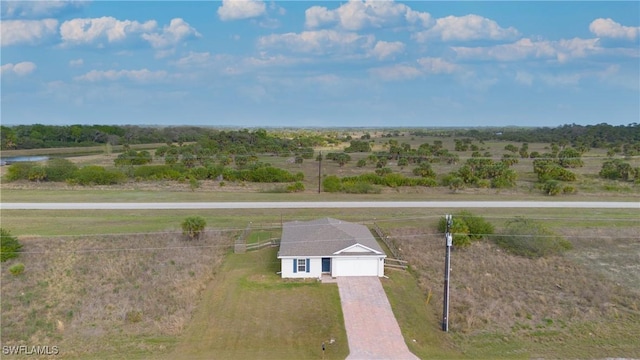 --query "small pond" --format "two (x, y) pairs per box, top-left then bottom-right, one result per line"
(0, 156), (50, 165)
